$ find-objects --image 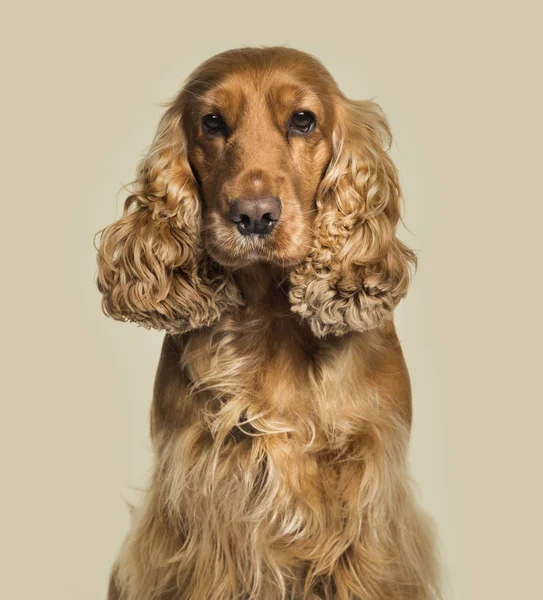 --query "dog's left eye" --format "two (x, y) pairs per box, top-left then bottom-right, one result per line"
(289, 111), (316, 135)
(202, 114), (227, 136)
